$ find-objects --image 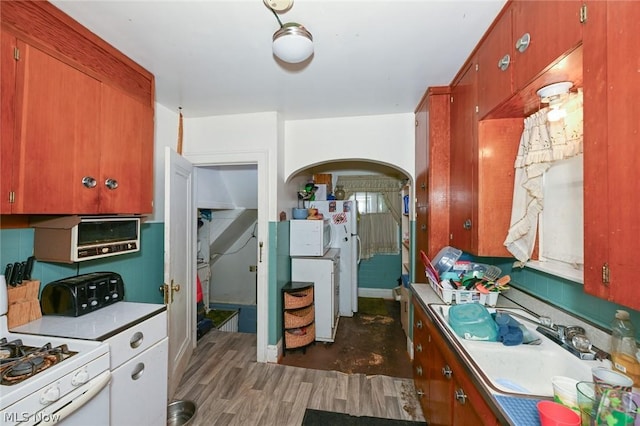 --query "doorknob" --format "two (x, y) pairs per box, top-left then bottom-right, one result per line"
(172, 282), (181, 292)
